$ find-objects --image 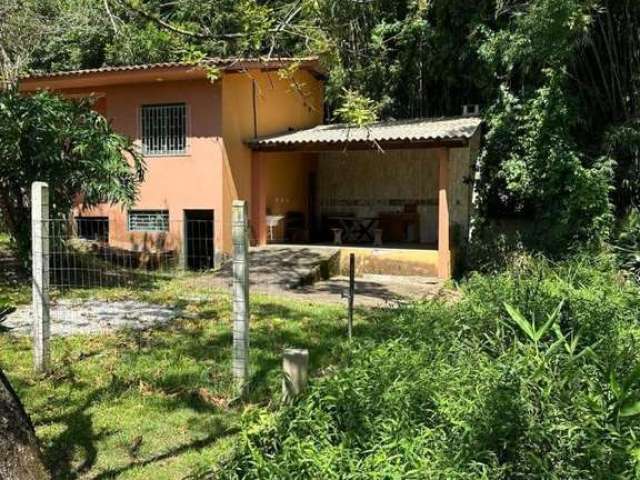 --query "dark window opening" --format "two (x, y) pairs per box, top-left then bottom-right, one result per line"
(76, 217), (109, 242)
